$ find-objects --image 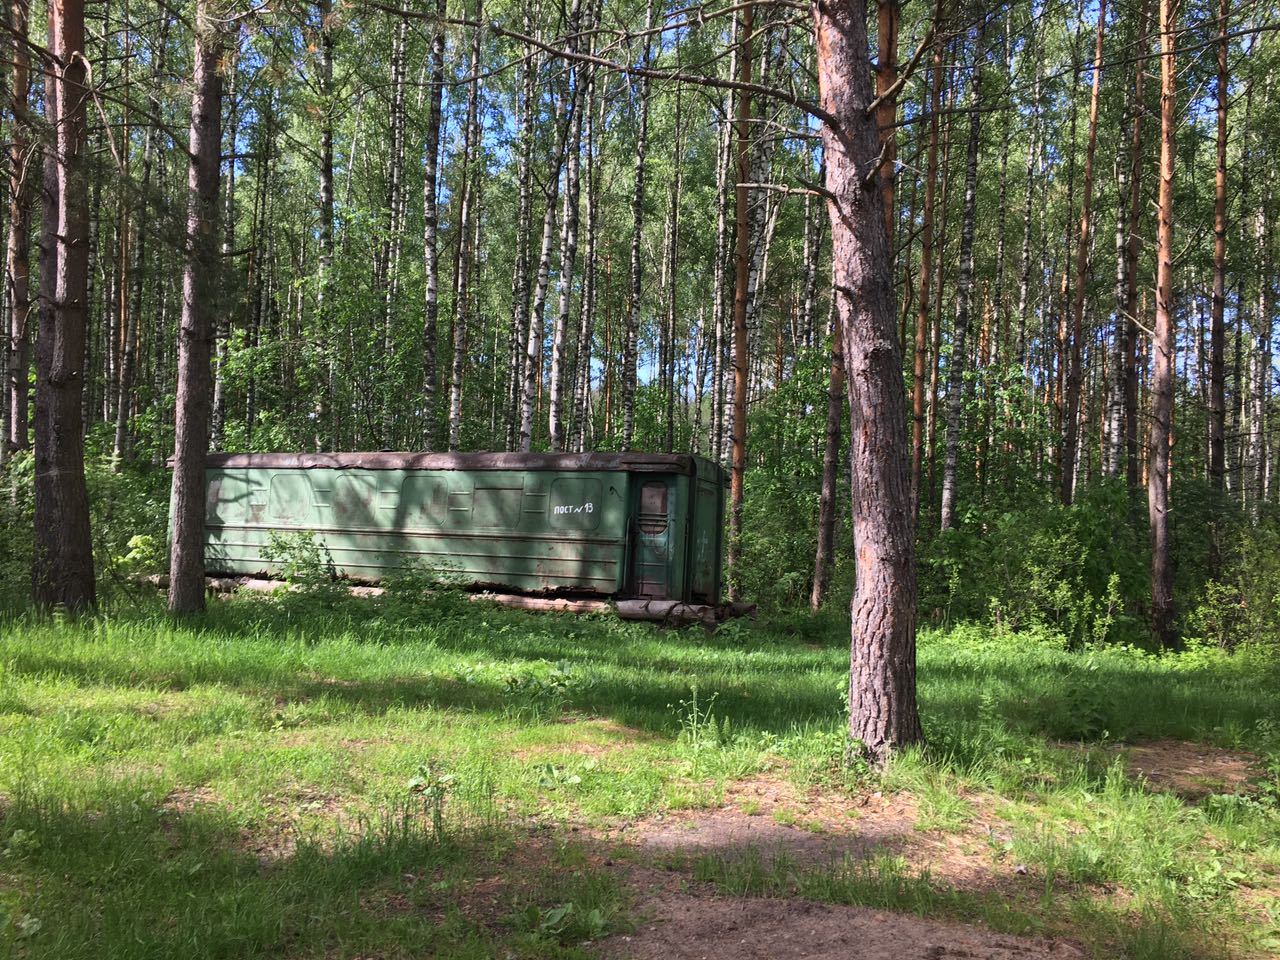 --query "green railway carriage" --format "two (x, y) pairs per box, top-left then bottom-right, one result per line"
(202, 451), (727, 604)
